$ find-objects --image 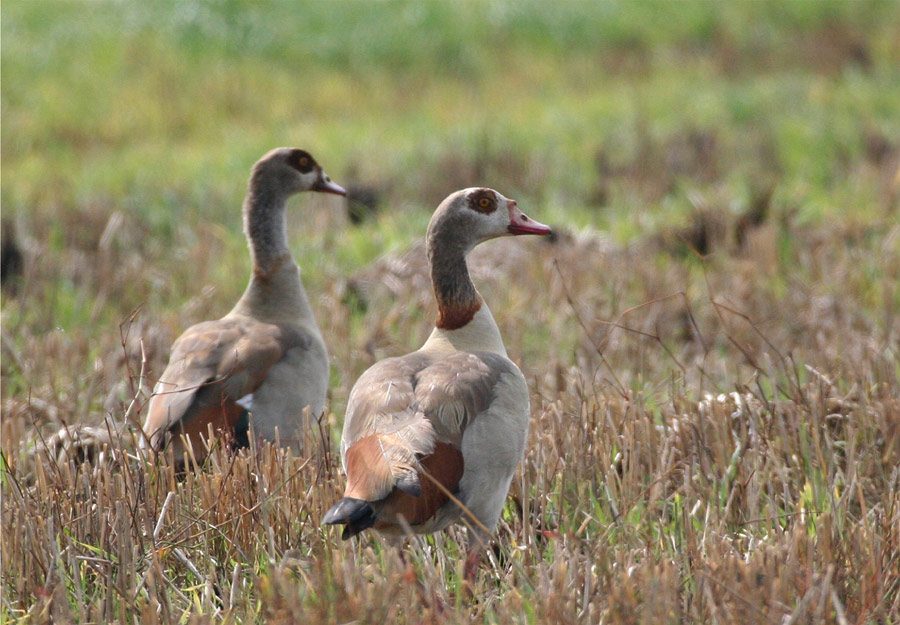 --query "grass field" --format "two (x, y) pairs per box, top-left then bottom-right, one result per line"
(2, 1), (900, 623)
